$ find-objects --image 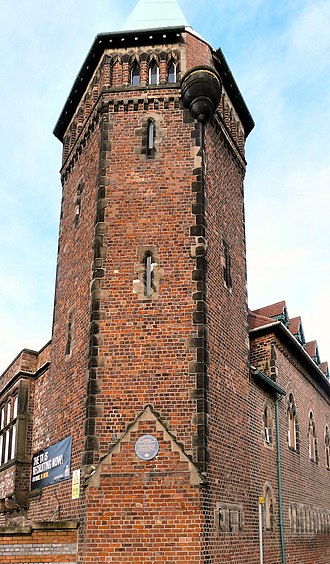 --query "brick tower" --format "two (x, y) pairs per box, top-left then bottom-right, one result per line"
(1, 1), (256, 561)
